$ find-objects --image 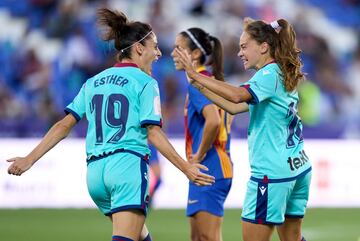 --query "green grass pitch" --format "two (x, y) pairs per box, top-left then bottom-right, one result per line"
(0, 208), (359, 241)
